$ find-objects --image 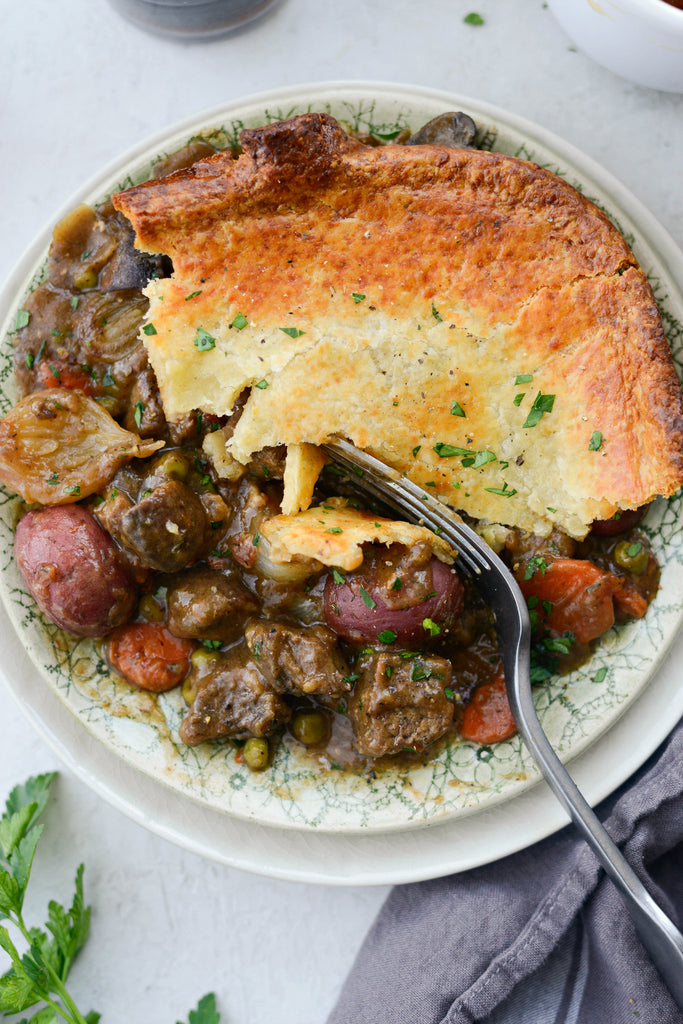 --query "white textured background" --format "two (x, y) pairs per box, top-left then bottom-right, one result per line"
(0, 0), (682, 1020)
